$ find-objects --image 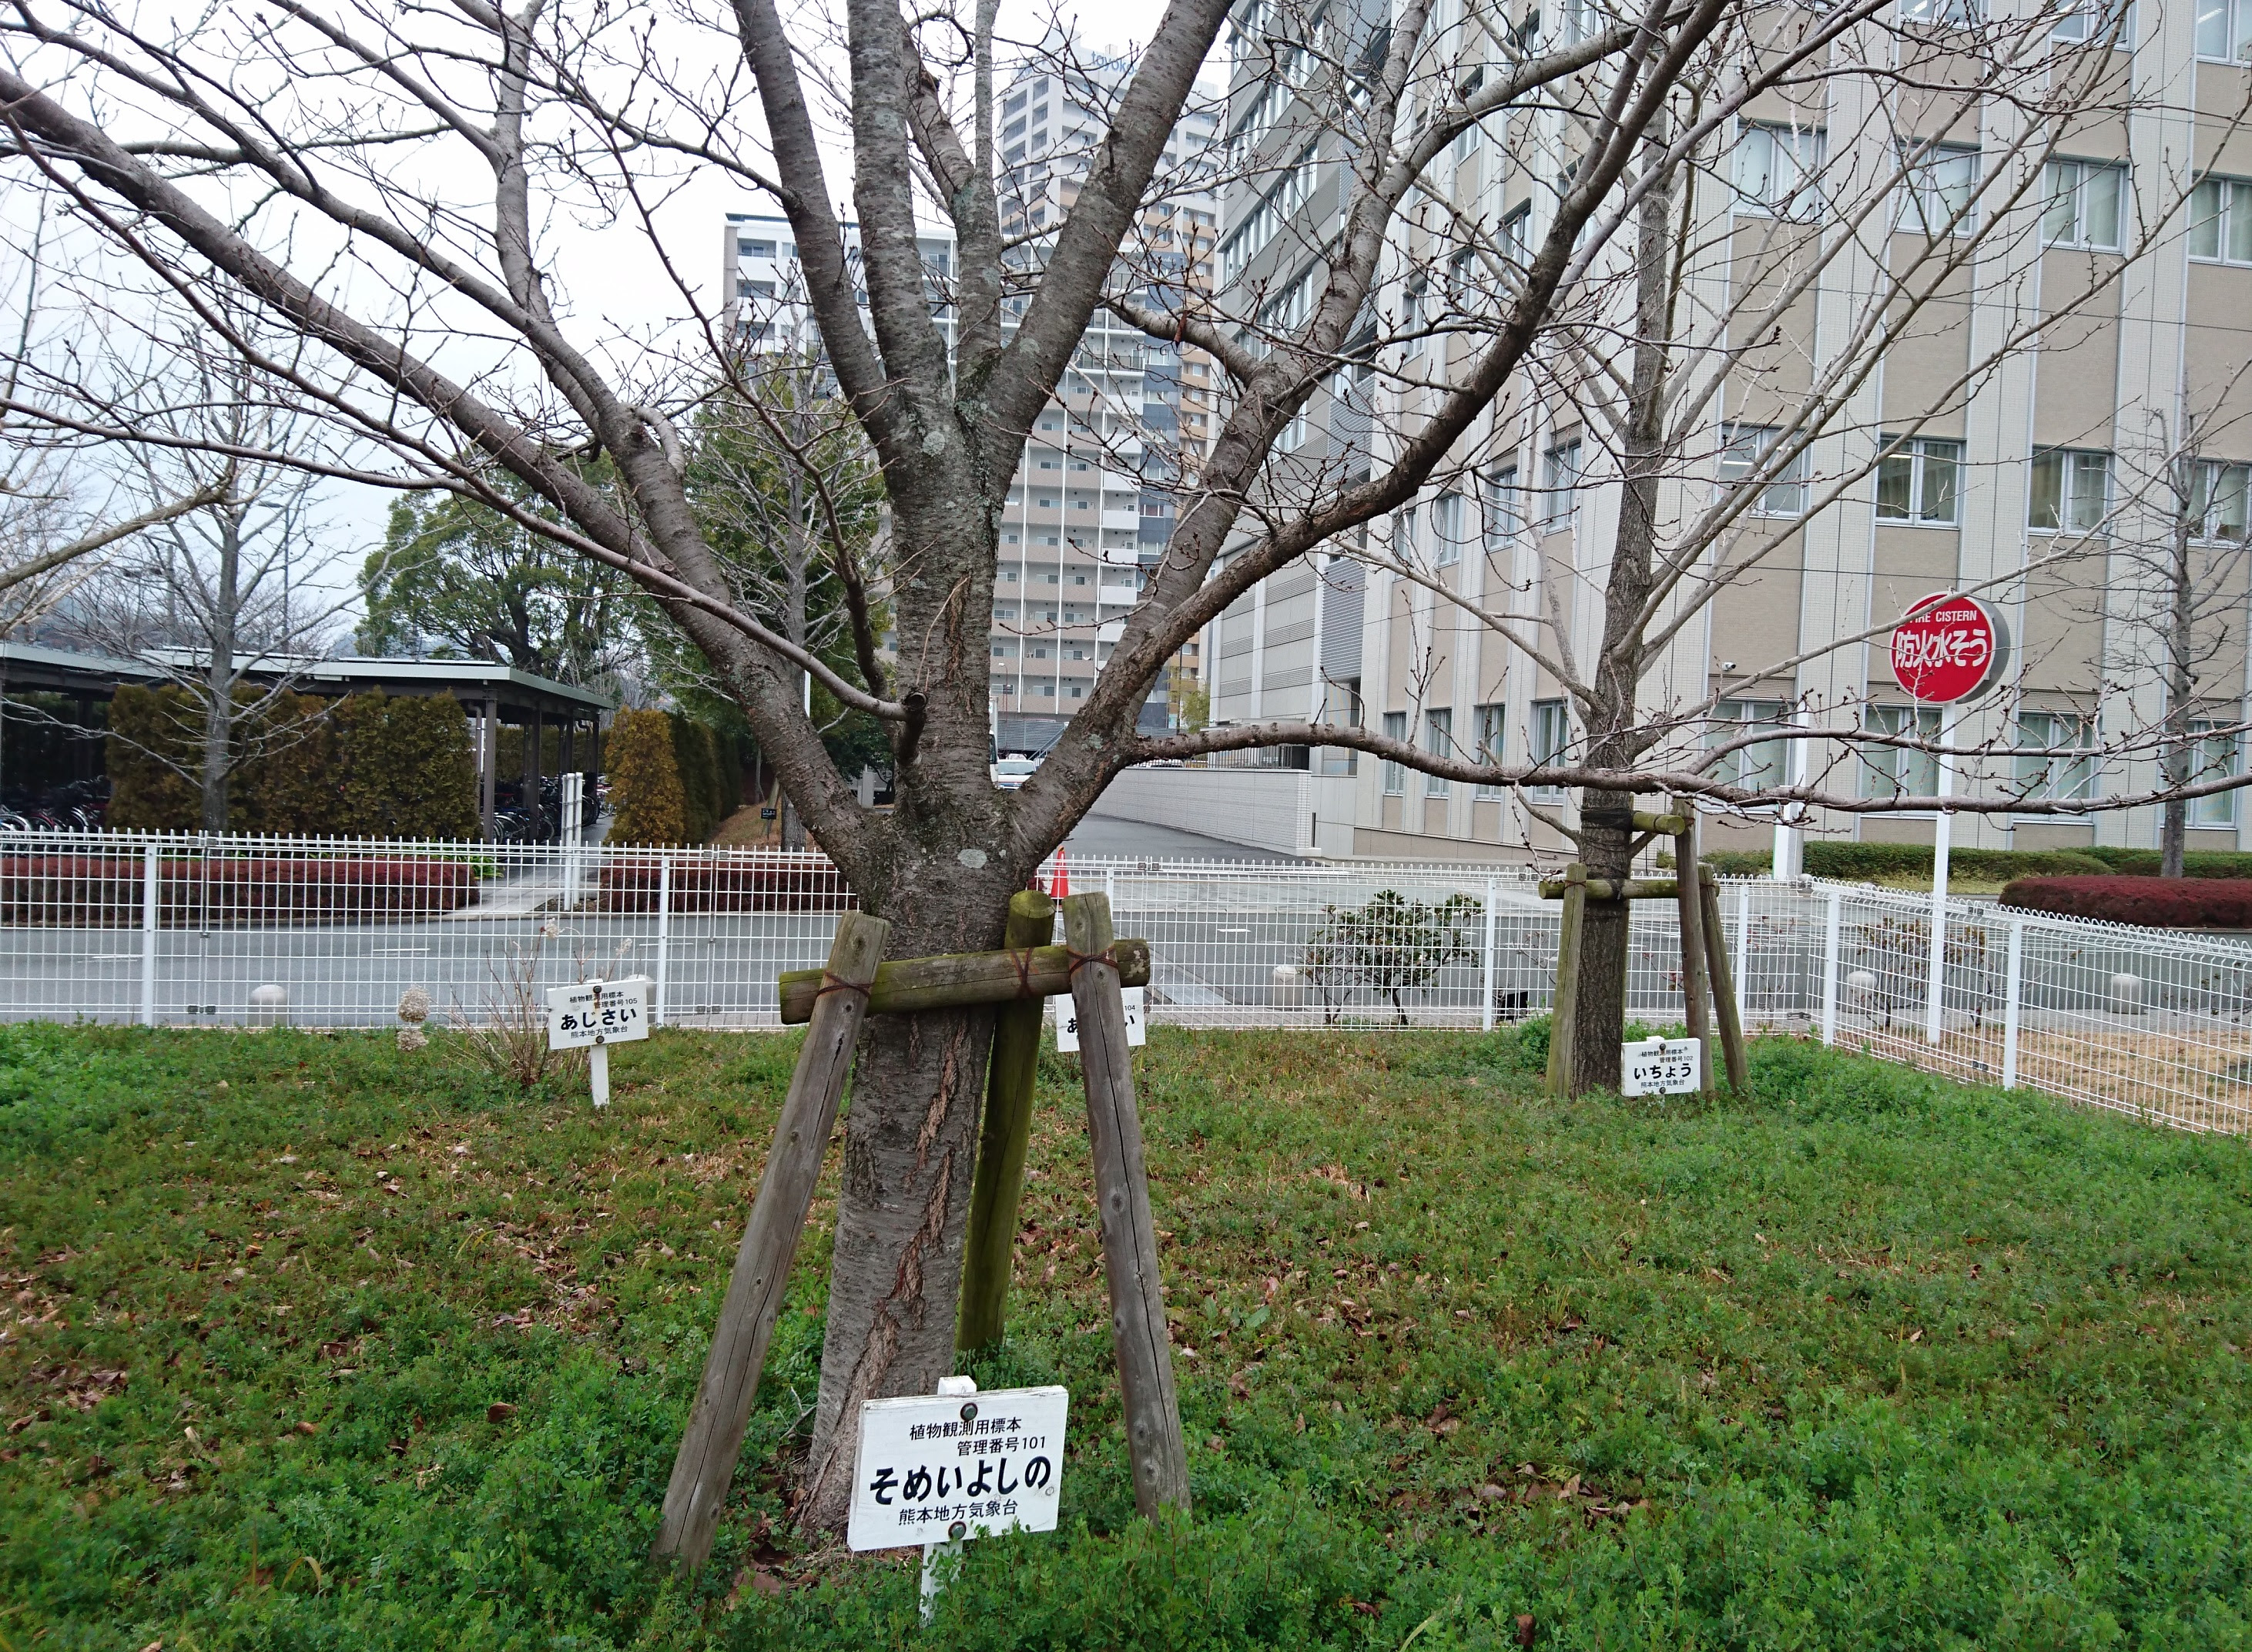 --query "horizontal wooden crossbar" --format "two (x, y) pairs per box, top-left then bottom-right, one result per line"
(1631, 811), (1689, 836)
(776, 937), (1151, 1024)
(1538, 876), (1679, 902)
